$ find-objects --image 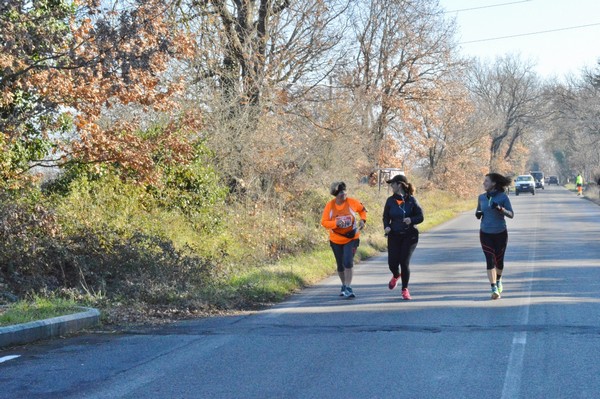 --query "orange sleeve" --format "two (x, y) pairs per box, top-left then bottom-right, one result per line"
(348, 198), (367, 222)
(321, 200), (337, 229)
